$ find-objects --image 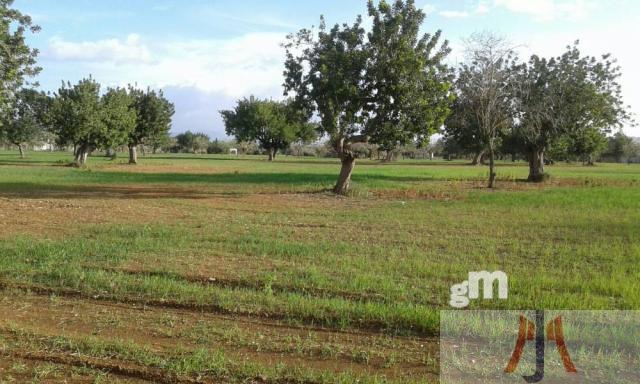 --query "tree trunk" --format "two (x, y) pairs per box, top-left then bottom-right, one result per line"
(74, 145), (90, 167)
(488, 147), (496, 188)
(585, 155), (595, 166)
(471, 151), (484, 166)
(129, 145), (138, 164)
(267, 148), (275, 161)
(18, 144), (25, 159)
(527, 149), (546, 182)
(385, 151), (394, 162)
(334, 154), (356, 195)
